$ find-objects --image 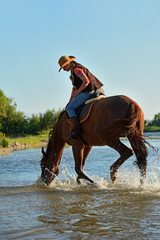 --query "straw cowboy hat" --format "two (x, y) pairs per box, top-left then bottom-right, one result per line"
(58, 56), (76, 72)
